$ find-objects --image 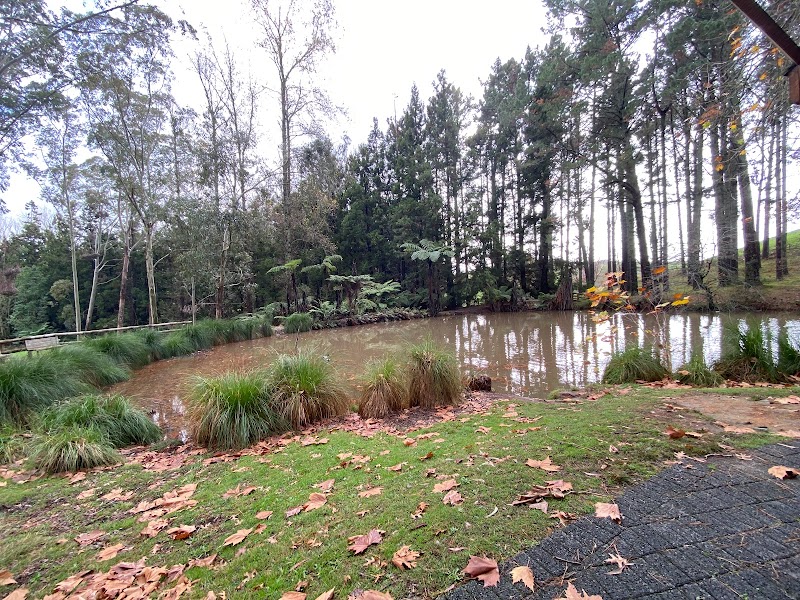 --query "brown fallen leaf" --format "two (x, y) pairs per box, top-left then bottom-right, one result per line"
(279, 593), (307, 600)
(605, 553), (632, 575)
(76, 487), (97, 500)
(304, 492), (328, 512)
(256, 510), (273, 519)
(773, 395), (800, 404)
(594, 502), (622, 523)
(558, 582), (603, 599)
(188, 554), (217, 568)
(96, 543), (126, 562)
(358, 487), (382, 498)
(462, 555), (500, 587)
(418, 451), (433, 461)
(314, 588), (334, 600)
(433, 479), (458, 493)
(347, 529), (384, 554)
(391, 545), (420, 570)
(68, 472), (86, 484)
(475, 426), (491, 434)
(550, 510), (578, 526)
(442, 490), (463, 506)
(664, 426), (686, 439)
(286, 505), (304, 518)
(222, 484), (257, 499)
(3, 588), (28, 600)
(525, 457), (561, 472)
(314, 479), (335, 493)
(354, 592), (393, 600)
(140, 519), (169, 538)
(74, 530), (104, 546)
(528, 500), (548, 513)
(510, 565), (535, 591)
(723, 425), (756, 434)
(768, 465), (799, 479)
(222, 528), (253, 547)
(387, 463), (404, 472)
(100, 488), (135, 502)
(0, 570), (16, 586)
(52, 570), (91, 594)
(403, 438), (416, 447)
(167, 525), (197, 541)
